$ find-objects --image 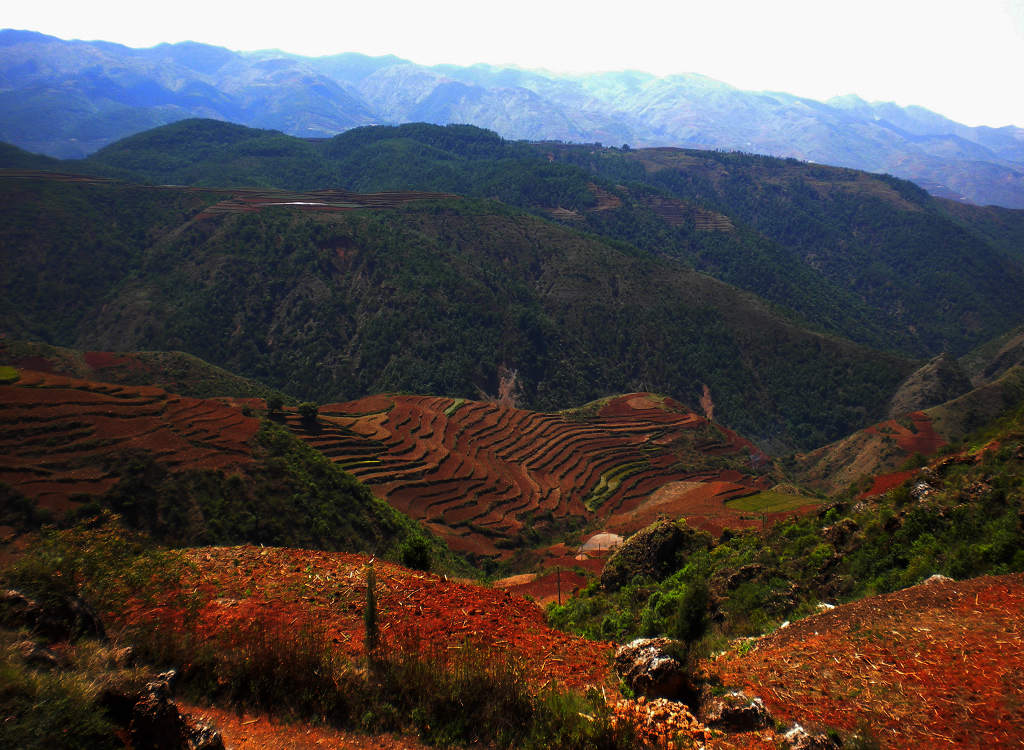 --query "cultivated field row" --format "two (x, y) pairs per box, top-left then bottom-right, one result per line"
(289, 393), (772, 556)
(0, 370), (258, 514)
